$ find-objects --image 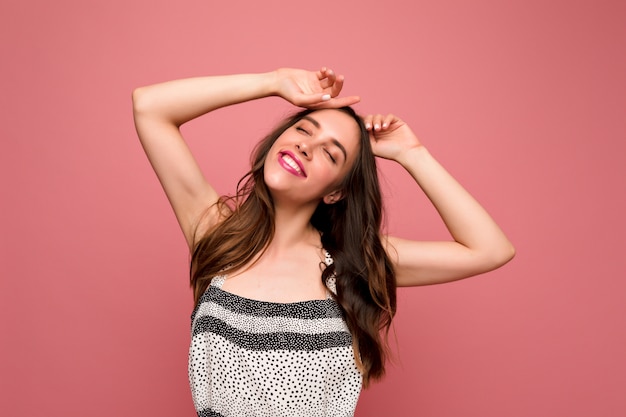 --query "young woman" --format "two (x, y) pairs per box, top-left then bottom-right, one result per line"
(132, 67), (514, 417)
